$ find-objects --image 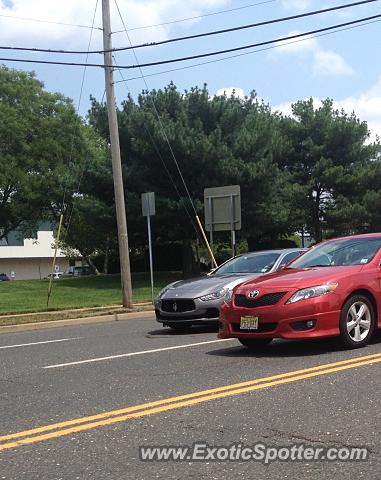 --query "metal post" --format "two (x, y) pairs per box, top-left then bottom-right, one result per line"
(230, 195), (235, 257)
(208, 196), (214, 253)
(231, 230), (236, 258)
(102, 0), (133, 308)
(147, 214), (154, 304)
